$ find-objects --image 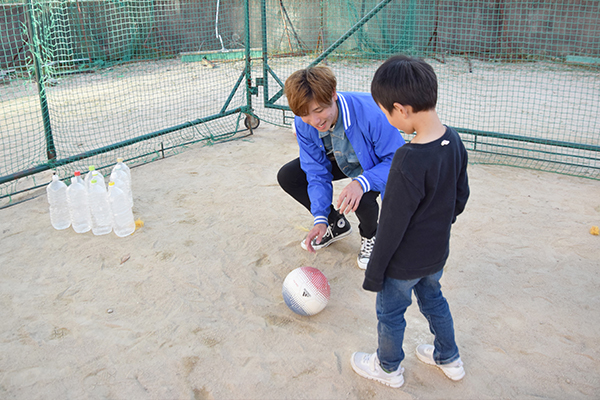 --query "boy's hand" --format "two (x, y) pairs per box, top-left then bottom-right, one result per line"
(304, 223), (328, 253)
(337, 180), (364, 214)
